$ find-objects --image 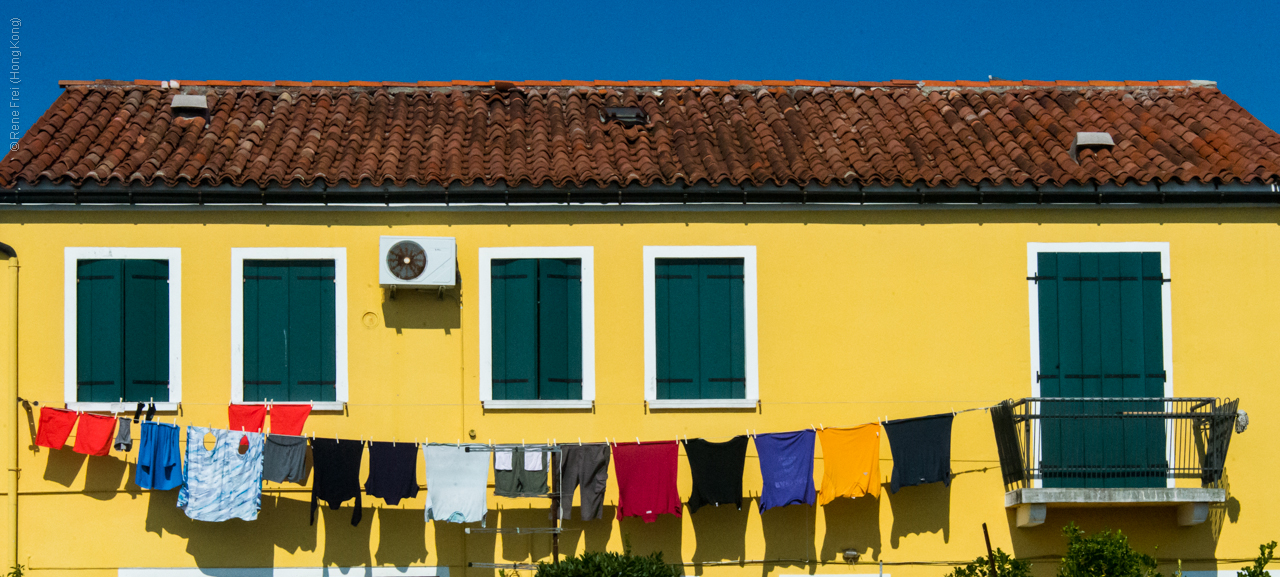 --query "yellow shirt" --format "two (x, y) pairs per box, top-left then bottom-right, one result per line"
(817, 423), (882, 505)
